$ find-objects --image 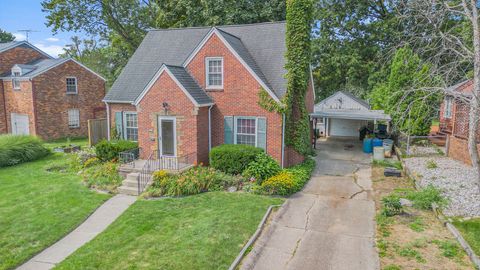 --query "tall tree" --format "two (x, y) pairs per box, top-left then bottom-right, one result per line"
(0, 28), (15, 43)
(312, 0), (401, 100)
(284, 0), (313, 156)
